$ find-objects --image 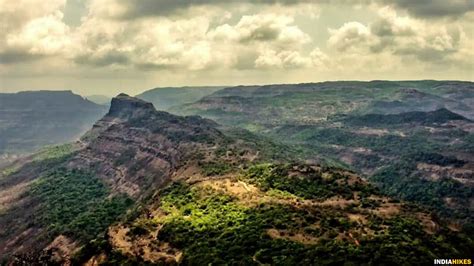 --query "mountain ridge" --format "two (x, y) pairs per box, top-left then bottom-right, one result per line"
(0, 90), (107, 158)
(1, 94), (473, 264)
